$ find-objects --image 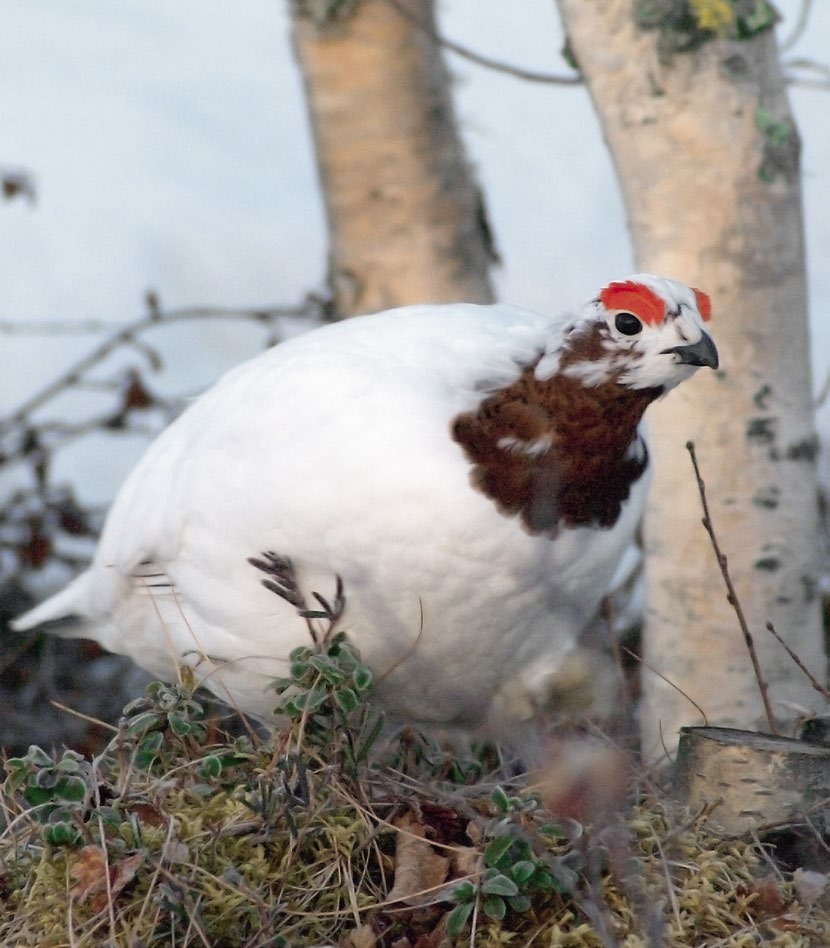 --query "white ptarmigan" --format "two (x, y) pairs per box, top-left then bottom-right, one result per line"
(13, 275), (717, 737)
